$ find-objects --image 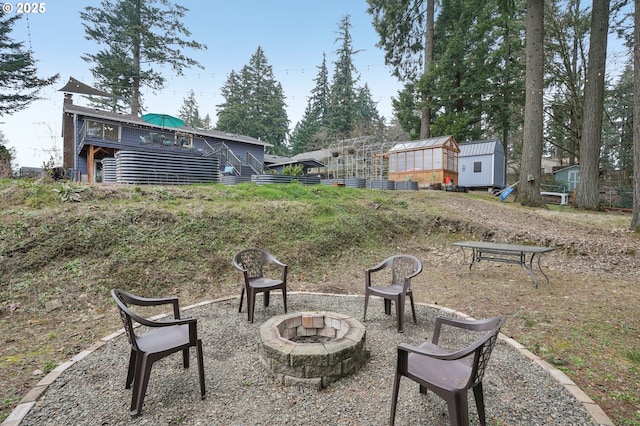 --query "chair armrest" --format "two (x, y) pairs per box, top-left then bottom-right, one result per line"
(135, 315), (197, 328)
(397, 342), (475, 361)
(232, 258), (246, 272)
(366, 258), (390, 274)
